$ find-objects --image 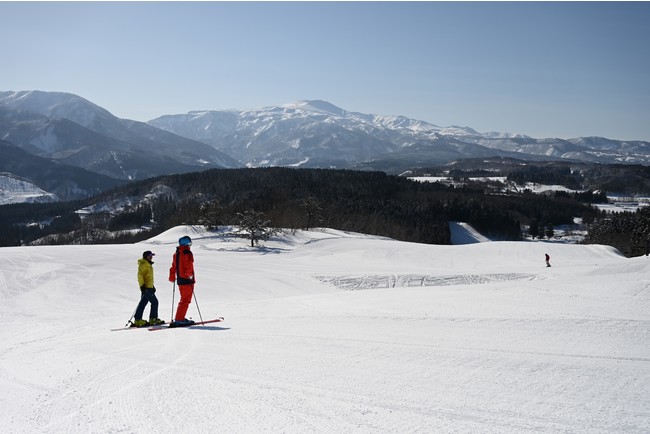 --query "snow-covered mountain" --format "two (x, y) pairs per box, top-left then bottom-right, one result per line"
(149, 100), (514, 169)
(149, 99), (650, 170)
(0, 139), (125, 201)
(2, 90), (649, 204)
(0, 91), (240, 181)
(464, 135), (650, 165)
(0, 172), (58, 205)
